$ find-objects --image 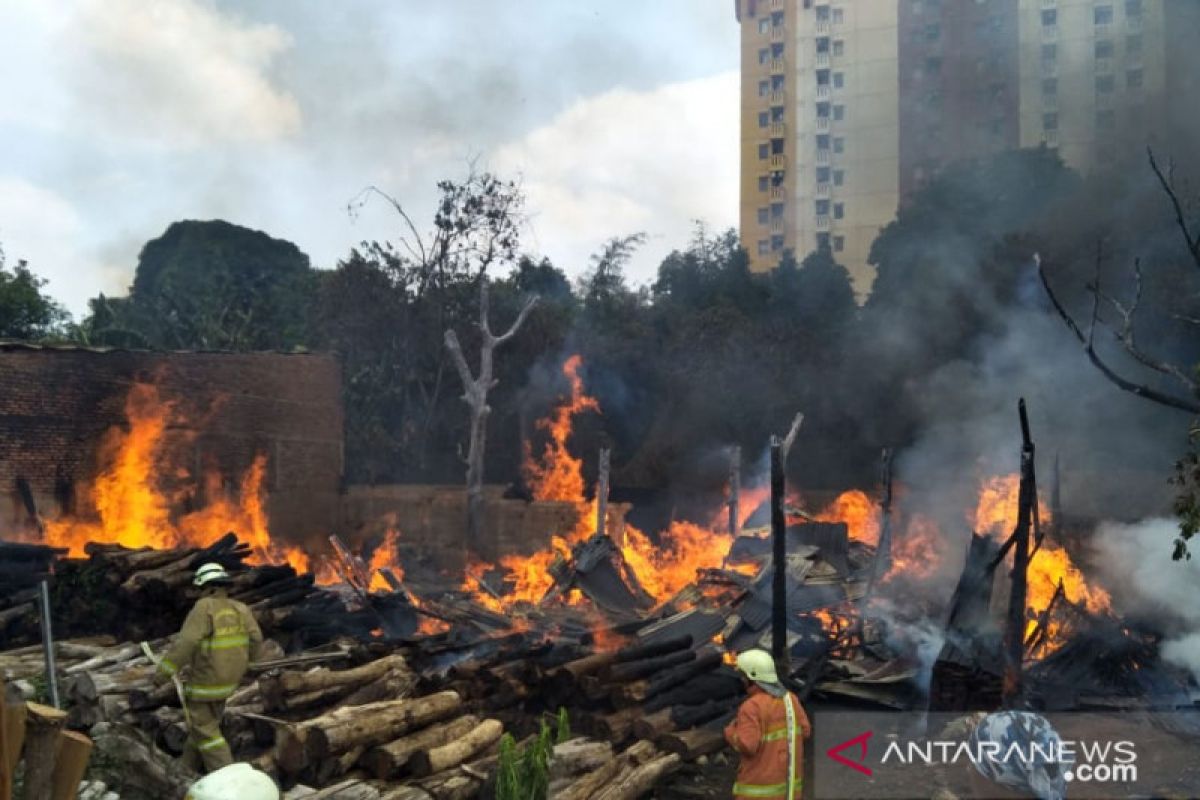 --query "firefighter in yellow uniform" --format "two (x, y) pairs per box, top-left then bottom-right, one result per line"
(156, 562), (263, 773)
